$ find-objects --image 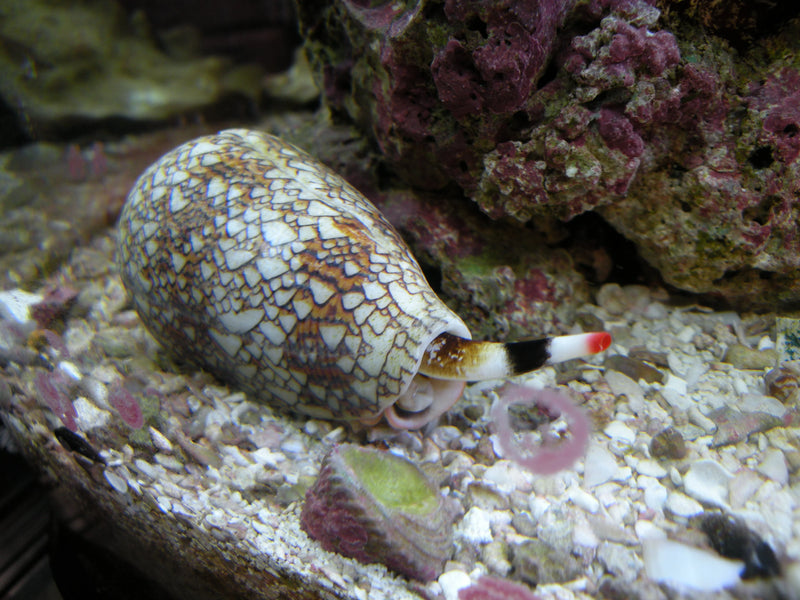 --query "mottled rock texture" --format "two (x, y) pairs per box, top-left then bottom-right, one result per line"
(0, 0), (264, 141)
(297, 0), (800, 309)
